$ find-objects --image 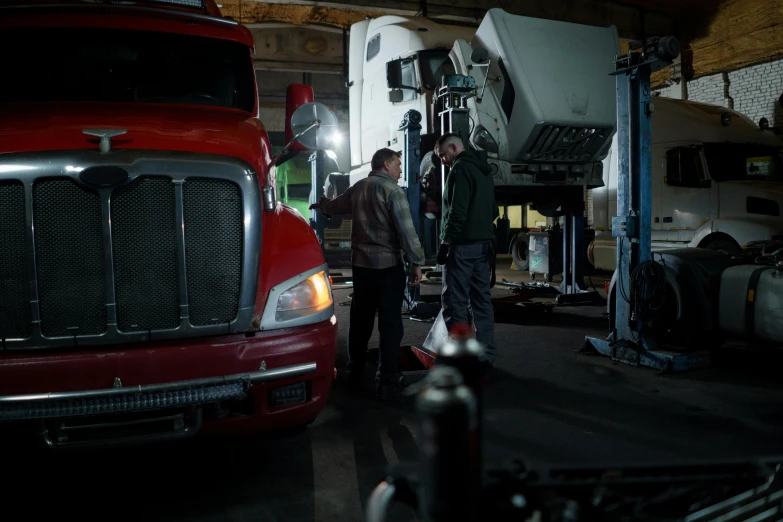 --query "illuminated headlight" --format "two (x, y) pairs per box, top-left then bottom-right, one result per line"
(260, 265), (335, 330)
(276, 270), (333, 321)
